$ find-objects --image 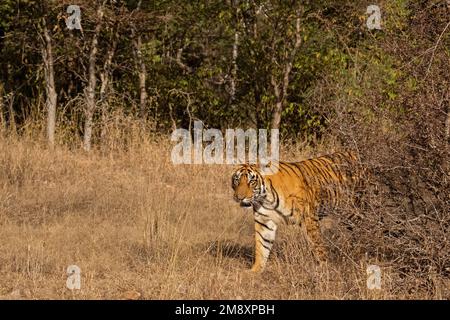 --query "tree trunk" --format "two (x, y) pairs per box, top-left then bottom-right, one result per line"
(271, 101), (283, 130)
(137, 35), (148, 119)
(230, 31), (239, 102)
(270, 14), (302, 130)
(7, 93), (16, 133)
(83, 3), (105, 152)
(42, 18), (57, 148)
(99, 27), (119, 142)
(0, 83), (4, 130)
(132, 0), (148, 120)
